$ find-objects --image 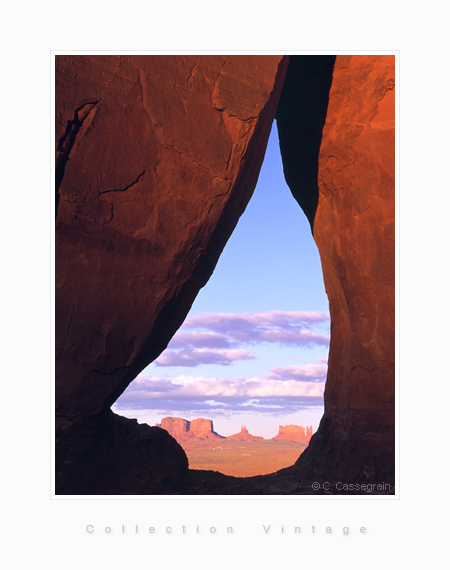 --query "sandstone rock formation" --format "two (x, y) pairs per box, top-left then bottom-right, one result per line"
(273, 424), (312, 442)
(313, 55), (395, 483)
(159, 417), (190, 439)
(159, 417), (222, 441)
(159, 417), (313, 444)
(55, 55), (287, 416)
(226, 425), (264, 441)
(190, 418), (222, 440)
(55, 54), (395, 494)
(55, 55), (288, 493)
(277, 55), (395, 484)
